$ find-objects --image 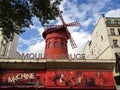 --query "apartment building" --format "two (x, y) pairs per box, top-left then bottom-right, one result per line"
(0, 27), (20, 59)
(84, 14), (120, 60)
